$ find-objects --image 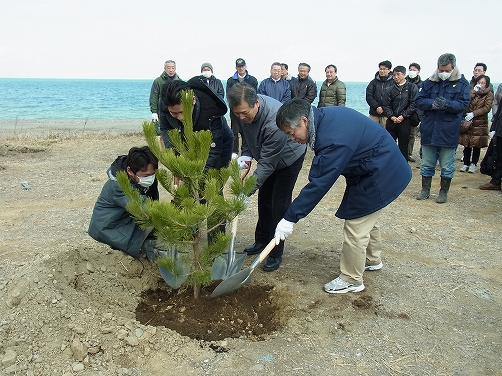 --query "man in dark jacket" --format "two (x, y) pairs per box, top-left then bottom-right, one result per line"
(149, 60), (181, 123)
(226, 58), (259, 158)
(88, 146), (159, 259)
(159, 77), (233, 171)
(415, 53), (470, 203)
(199, 62), (224, 99)
(275, 99), (411, 294)
(227, 83), (306, 272)
(382, 66), (418, 162)
(366, 60), (394, 127)
(290, 63), (317, 104)
(406, 62), (423, 162)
